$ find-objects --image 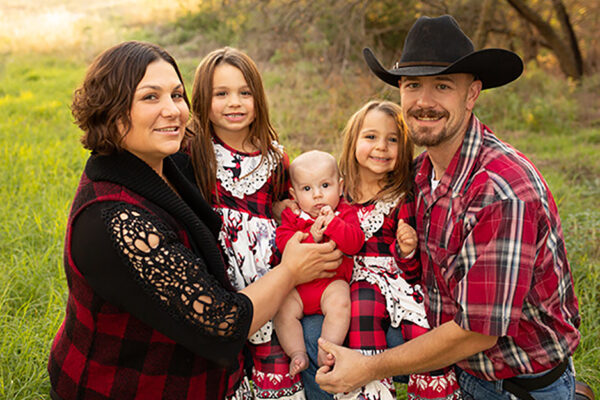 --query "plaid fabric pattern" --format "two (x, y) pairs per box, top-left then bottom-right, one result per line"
(213, 140), (289, 288)
(213, 137), (289, 220)
(390, 241), (421, 284)
(348, 281), (389, 350)
(248, 334), (304, 399)
(48, 155), (246, 399)
(346, 285), (427, 350)
(212, 141), (303, 397)
(350, 197), (427, 325)
(217, 173), (277, 219)
(357, 200), (405, 256)
(414, 115), (580, 381)
(345, 280), (397, 399)
(354, 198), (419, 277)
